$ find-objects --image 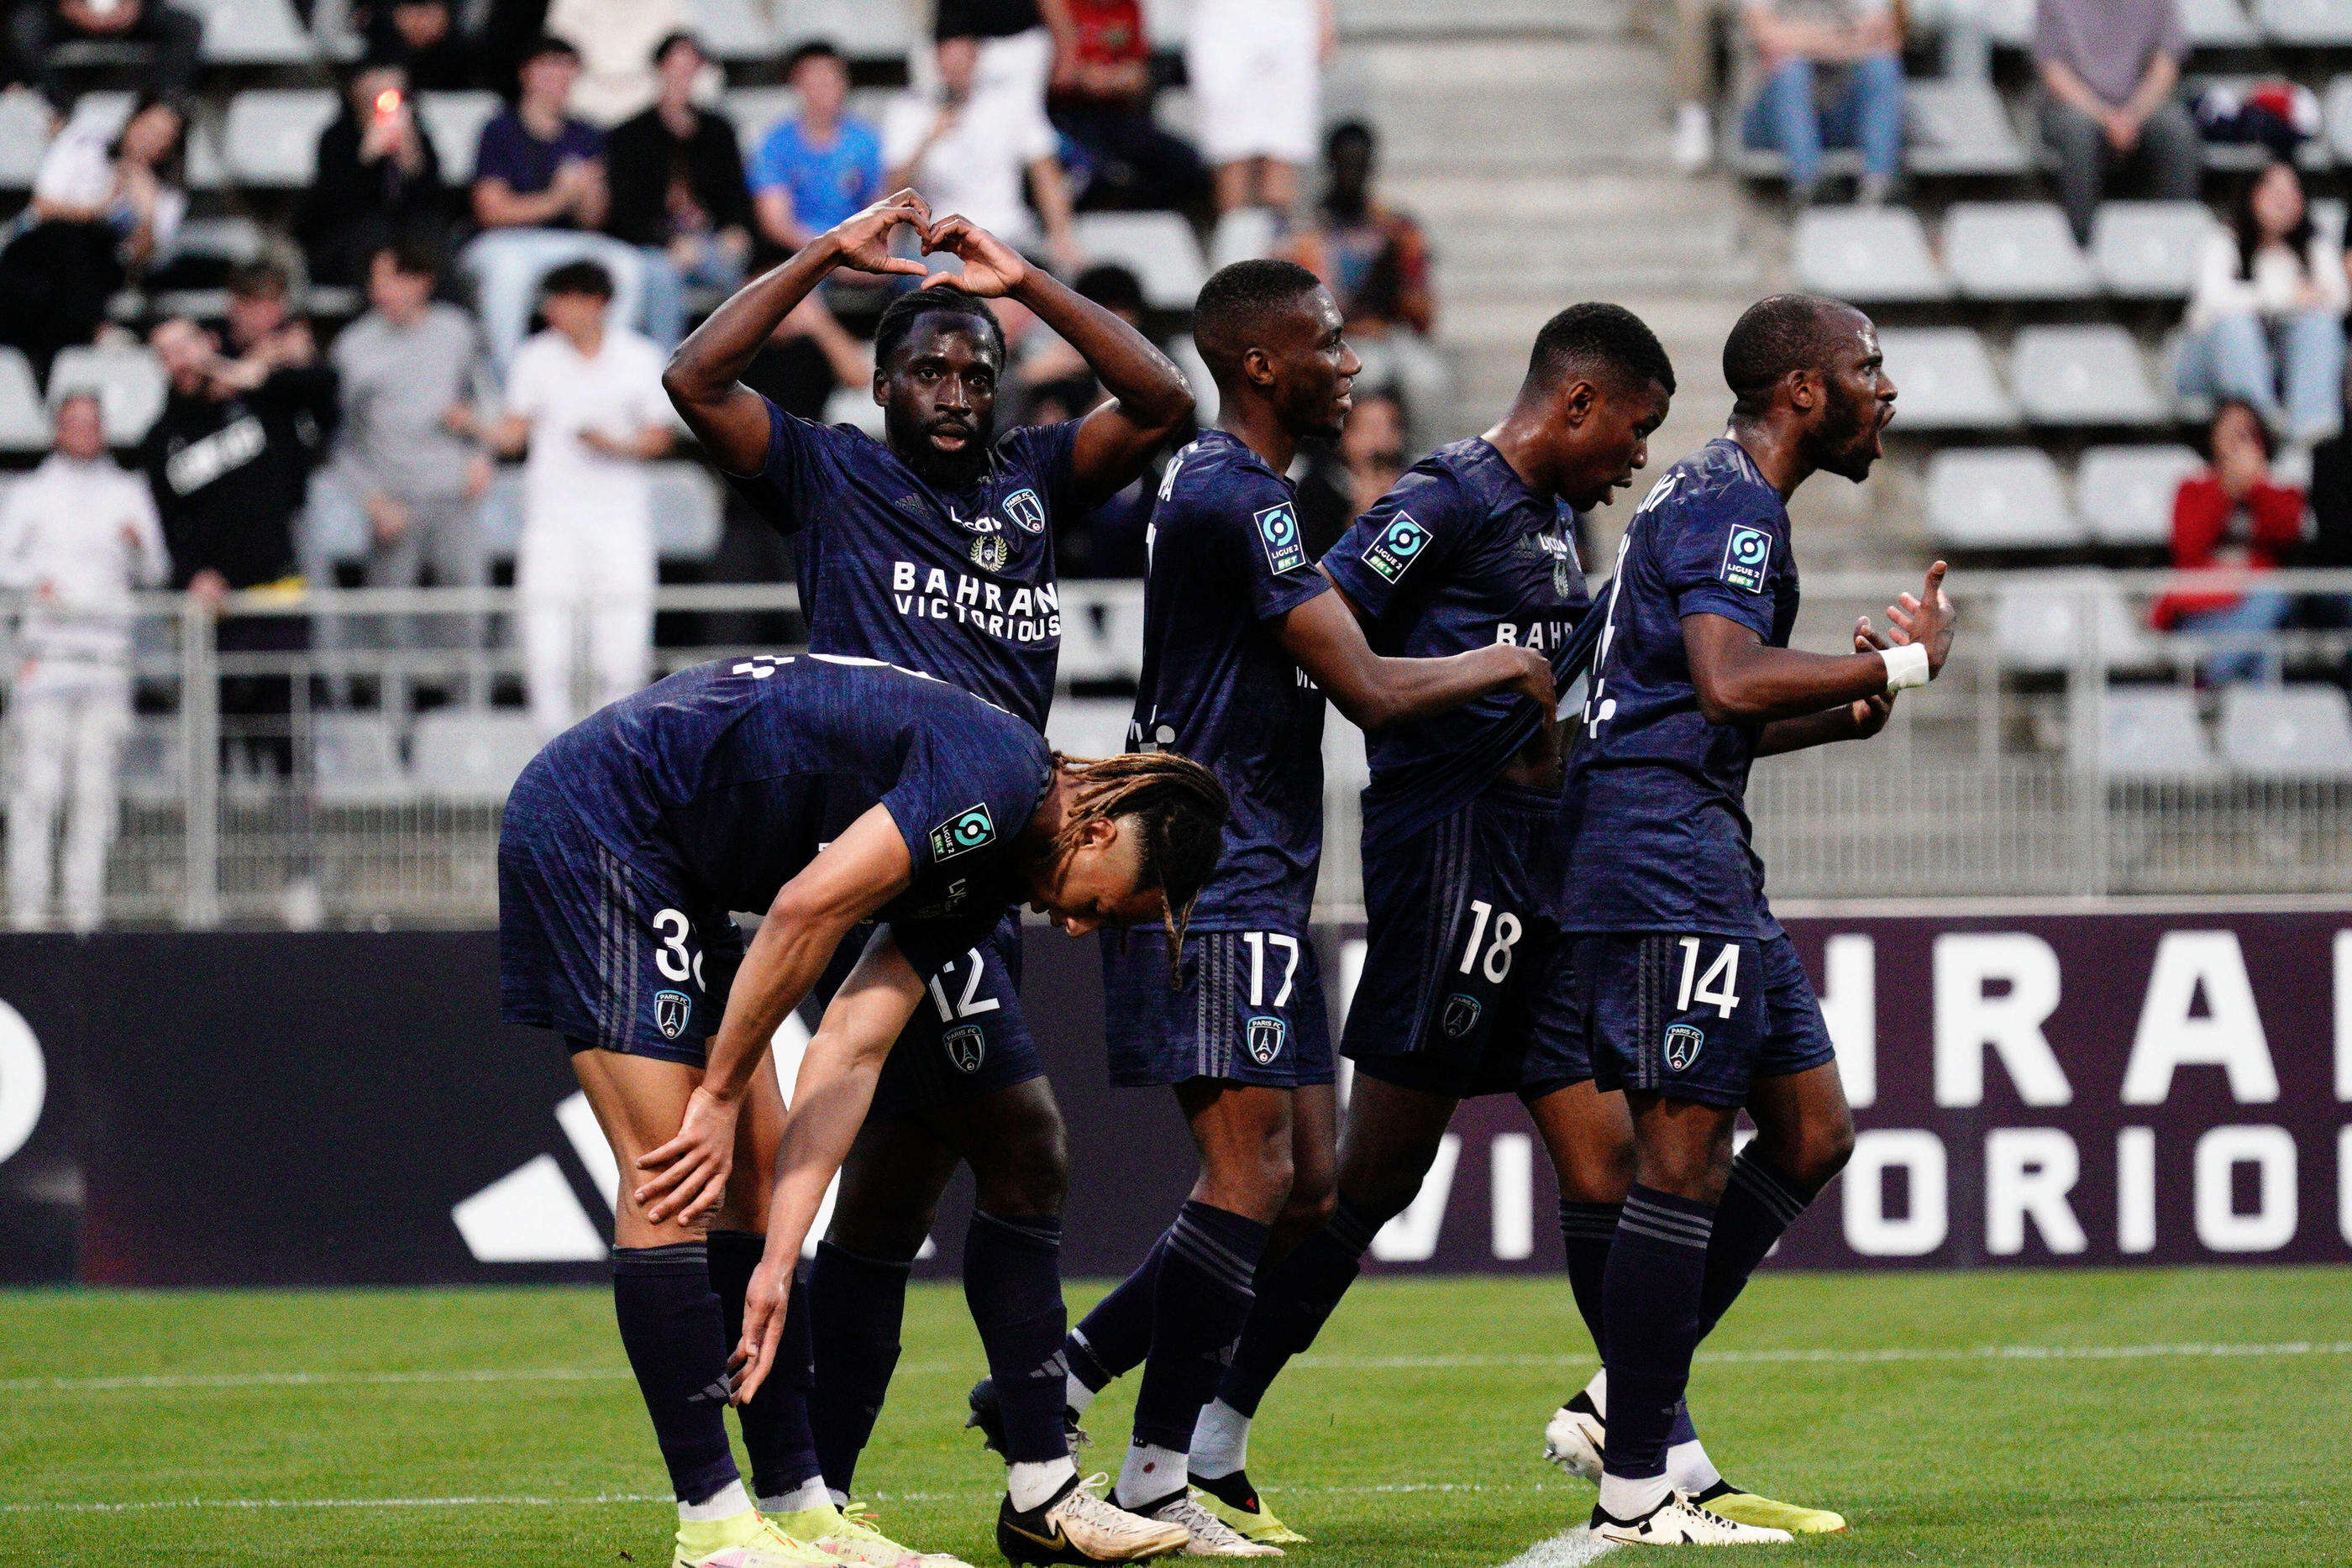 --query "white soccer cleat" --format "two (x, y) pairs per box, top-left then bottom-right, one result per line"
(997, 1472), (1192, 1564)
(1588, 1492), (1793, 1546)
(1541, 1391), (1605, 1482)
(1138, 1491), (1282, 1557)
